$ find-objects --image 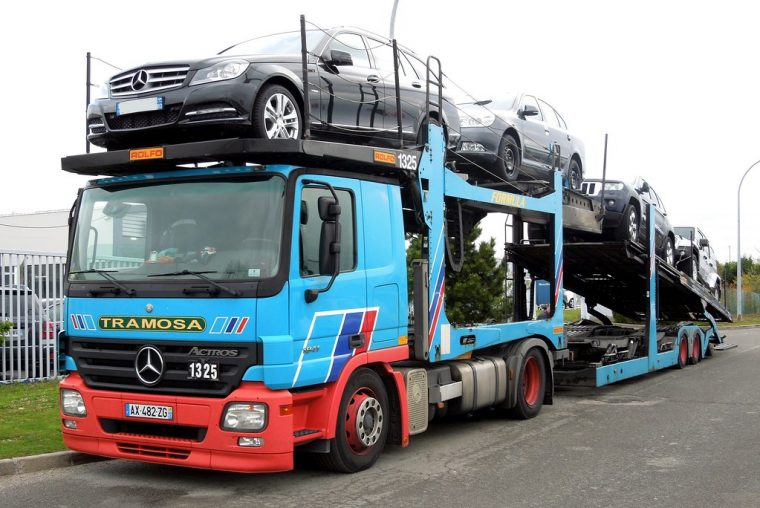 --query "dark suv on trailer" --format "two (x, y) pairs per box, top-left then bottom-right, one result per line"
(581, 177), (676, 265)
(87, 28), (459, 150)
